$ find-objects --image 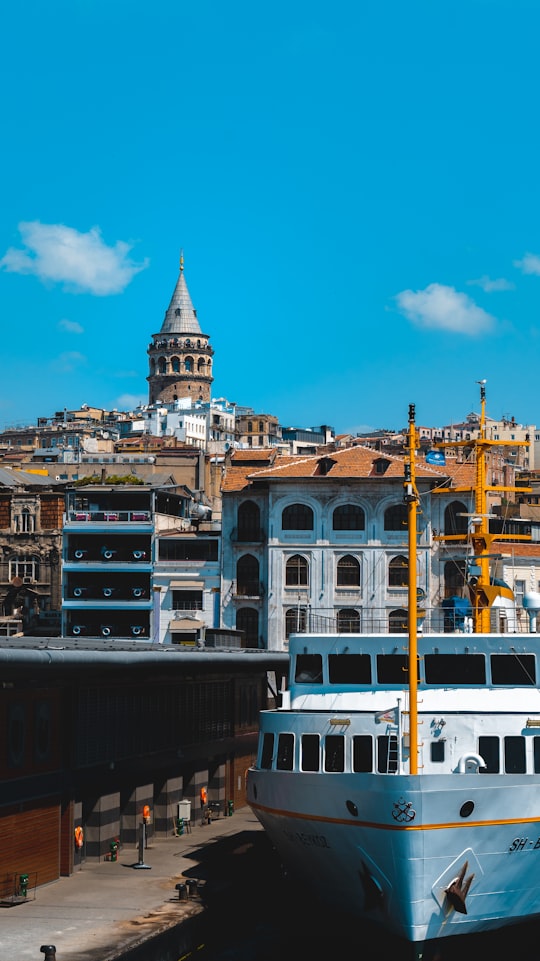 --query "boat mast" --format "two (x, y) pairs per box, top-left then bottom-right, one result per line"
(405, 404), (419, 775)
